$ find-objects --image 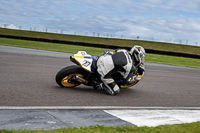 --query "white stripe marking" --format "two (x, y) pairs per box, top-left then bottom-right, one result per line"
(0, 106), (200, 110)
(104, 110), (200, 127)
